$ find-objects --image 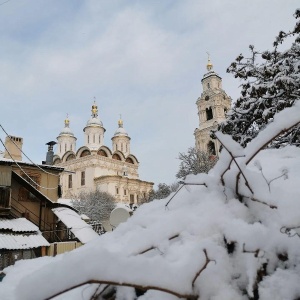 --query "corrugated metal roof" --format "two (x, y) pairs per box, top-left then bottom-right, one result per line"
(52, 207), (99, 244)
(0, 218), (38, 232)
(0, 234), (50, 250)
